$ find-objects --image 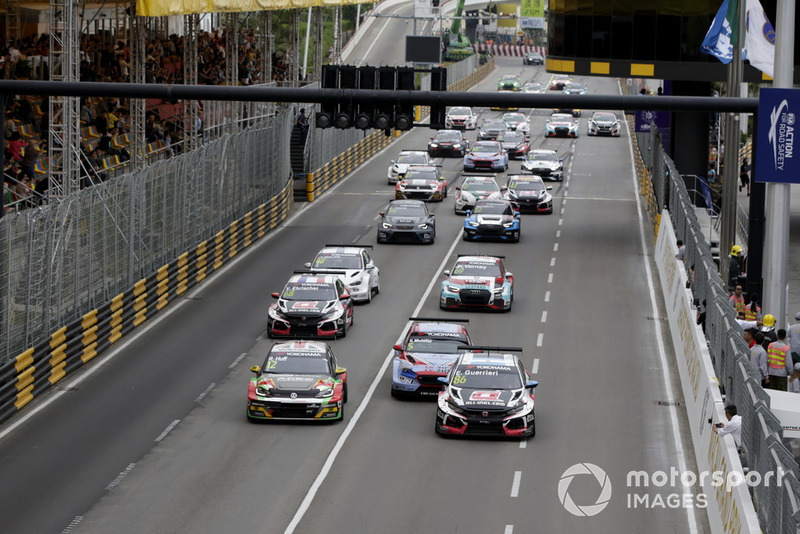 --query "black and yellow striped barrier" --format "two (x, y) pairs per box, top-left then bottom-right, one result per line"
(628, 116), (660, 234)
(0, 180), (293, 425)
